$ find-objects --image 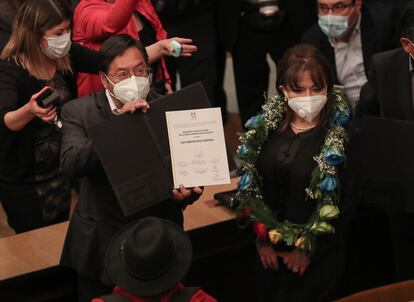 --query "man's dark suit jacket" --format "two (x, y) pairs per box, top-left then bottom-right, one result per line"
(357, 48), (414, 120)
(59, 90), (185, 282)
(352, 47), (414, 283)
(301, 2), (398, 84)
